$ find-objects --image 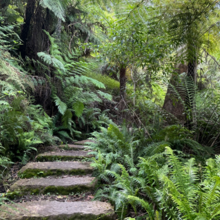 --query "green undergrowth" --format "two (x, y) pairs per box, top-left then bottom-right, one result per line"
(84, 72), (119, 95)
(87, 123), (220, 219)
(85, 71), (135, 97)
